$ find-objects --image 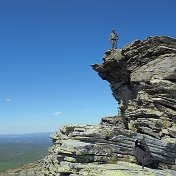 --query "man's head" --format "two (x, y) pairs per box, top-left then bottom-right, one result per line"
(112, 29), (115, 33)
